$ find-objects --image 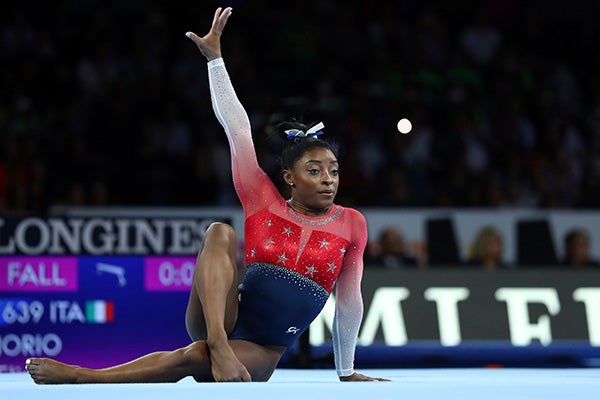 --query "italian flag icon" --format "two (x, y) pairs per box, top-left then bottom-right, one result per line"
(85, 300), (115, 323)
